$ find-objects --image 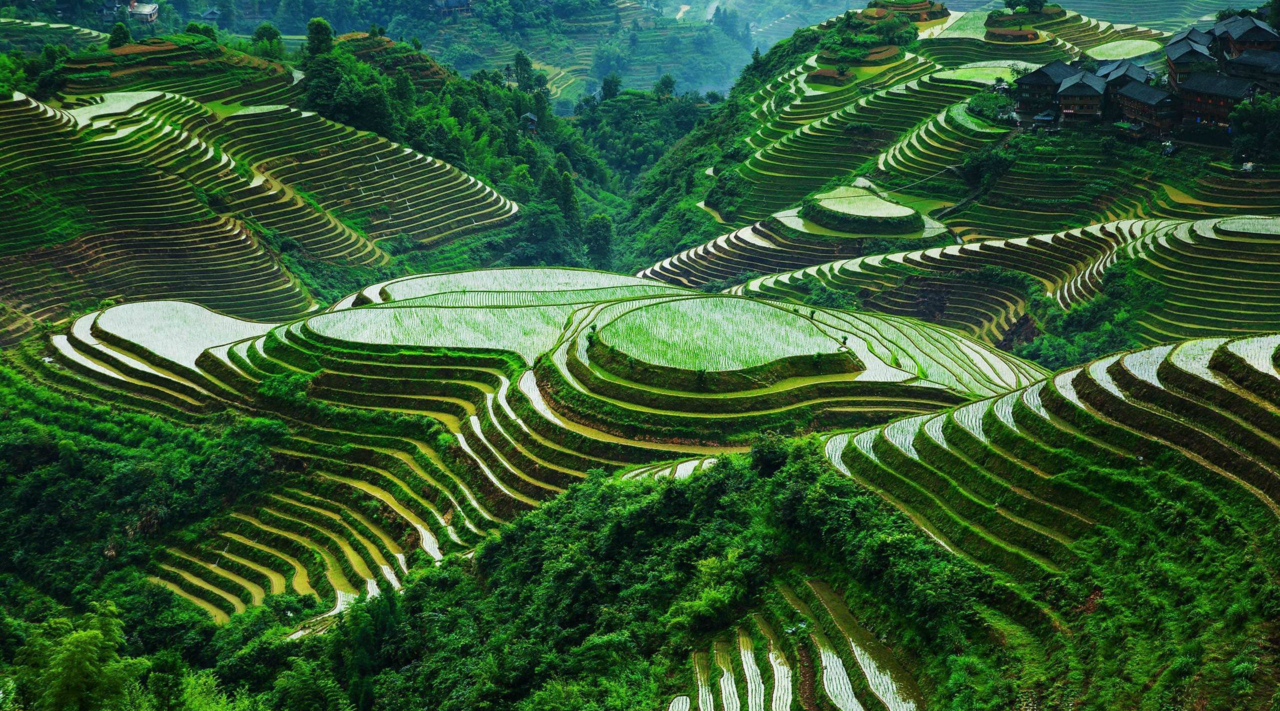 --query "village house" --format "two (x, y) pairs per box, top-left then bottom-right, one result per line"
(1165, 37), (1215, 88)
(1057, 71), (1107, 120)
(1013, 59), (1081, 112)
(128, 0), (158, 22)
(1168, 27), (1213, 47)
(1179, 71), (1257, 124)
(1212, 15), (1280, 58)
(1116, 81), (1178, 132)
(1225, 48), (1280, 93)
(101, 0), (158, 23)
(434, 0), (474, 16)
(1096, 60), (1150, 116)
